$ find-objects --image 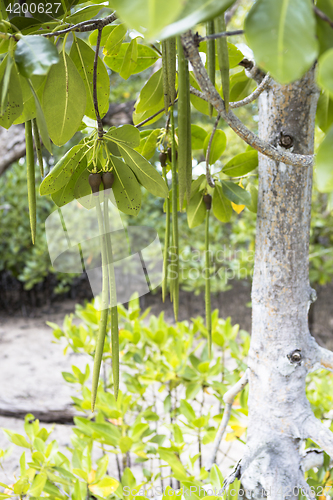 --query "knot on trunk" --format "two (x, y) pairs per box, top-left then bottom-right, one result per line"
(287, 349), (302, 365)
(279, 132), (294, 149)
